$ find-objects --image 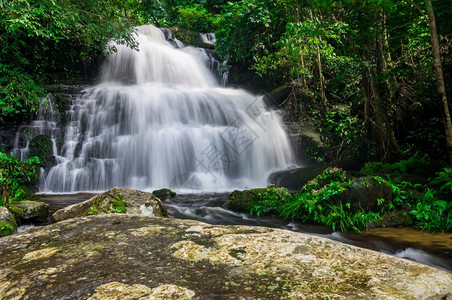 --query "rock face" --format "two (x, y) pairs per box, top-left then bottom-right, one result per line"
(52, 187), (168, 222)
(12, 201), (49, 224)
(0, 214), (451, 299)
(0, 207), (17, 237)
